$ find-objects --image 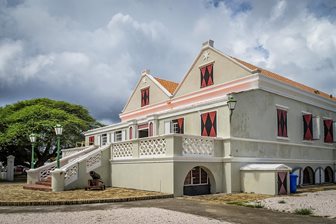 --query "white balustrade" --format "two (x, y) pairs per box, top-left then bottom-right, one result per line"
(139, 138), (167, 157)
(86, 151), (102, 173)
(182, 136), (214, 156)
(112, 142), (133, 159)
(39, 164), (56, 180)
(62, 147), (87, 157)
(27, 145), (97, 183)
(64, 163), (78, 186)
(61, 144), (109, 186)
